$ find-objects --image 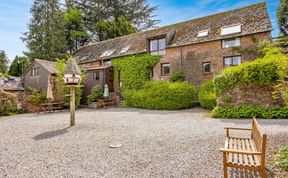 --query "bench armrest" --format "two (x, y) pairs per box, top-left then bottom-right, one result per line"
(220, 148), (262, 155)
(224, 127), (252, 137)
